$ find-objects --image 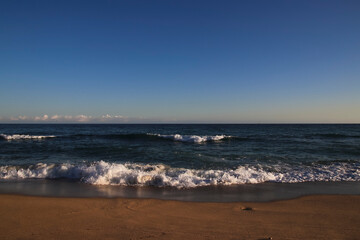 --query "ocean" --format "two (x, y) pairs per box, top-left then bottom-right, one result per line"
(1, 124), (360, 201)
